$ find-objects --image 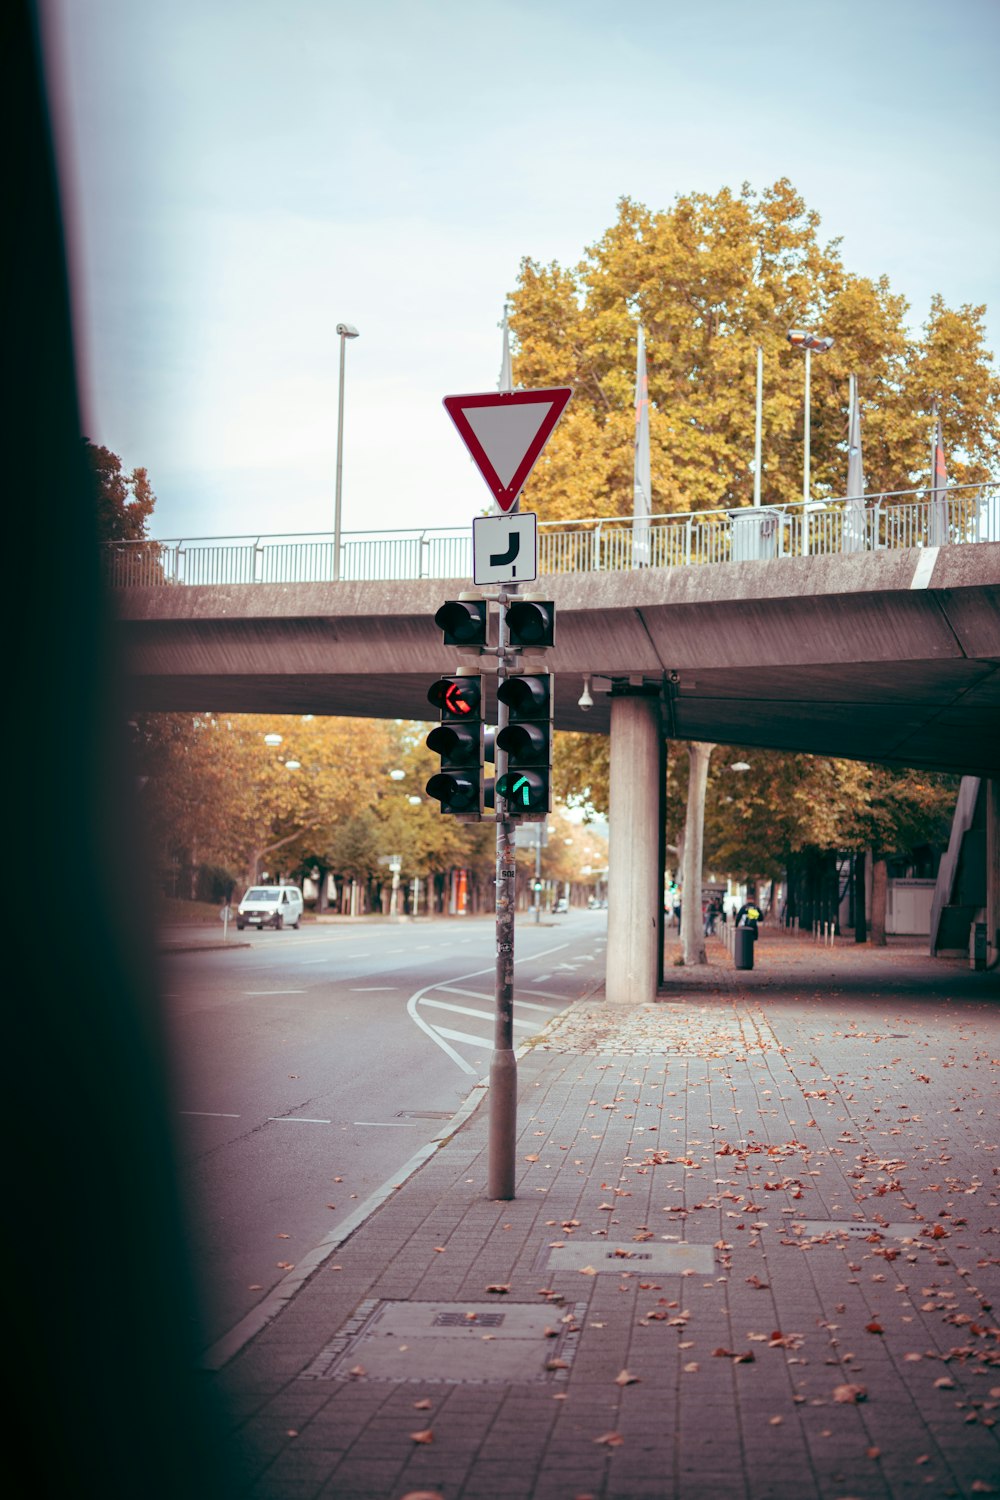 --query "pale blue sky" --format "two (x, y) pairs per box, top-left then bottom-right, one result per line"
(40, 0), (999, 541)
